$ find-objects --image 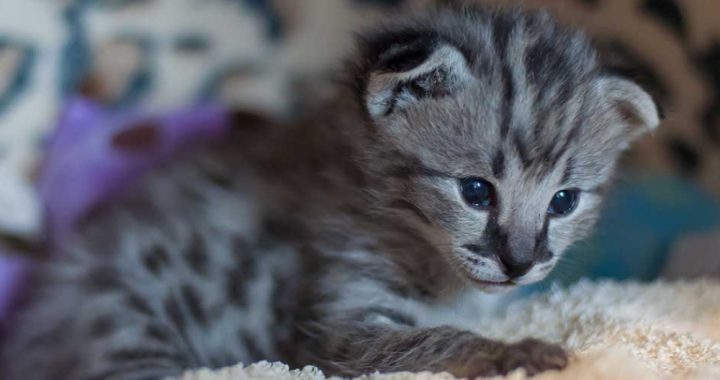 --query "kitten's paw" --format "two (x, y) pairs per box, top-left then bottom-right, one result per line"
(450, 339), (567, 378)
(497, 339), (568, 376)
